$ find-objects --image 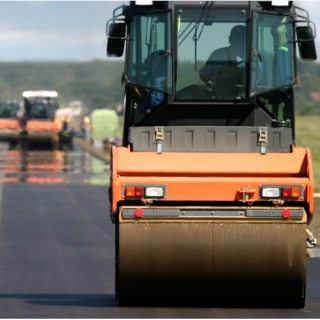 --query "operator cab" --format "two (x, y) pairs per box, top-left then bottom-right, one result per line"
(0, 101), (19, 119)
(22, 91), (58, 122)
(107, 1), (316, 147)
